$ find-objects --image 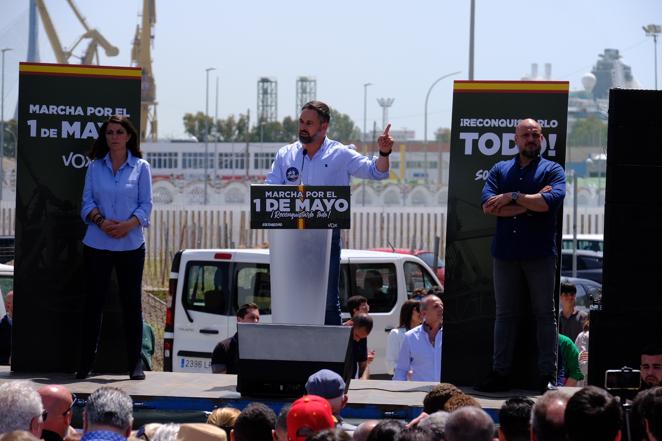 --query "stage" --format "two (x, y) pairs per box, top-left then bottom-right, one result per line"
(0, 367), (577, 424)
